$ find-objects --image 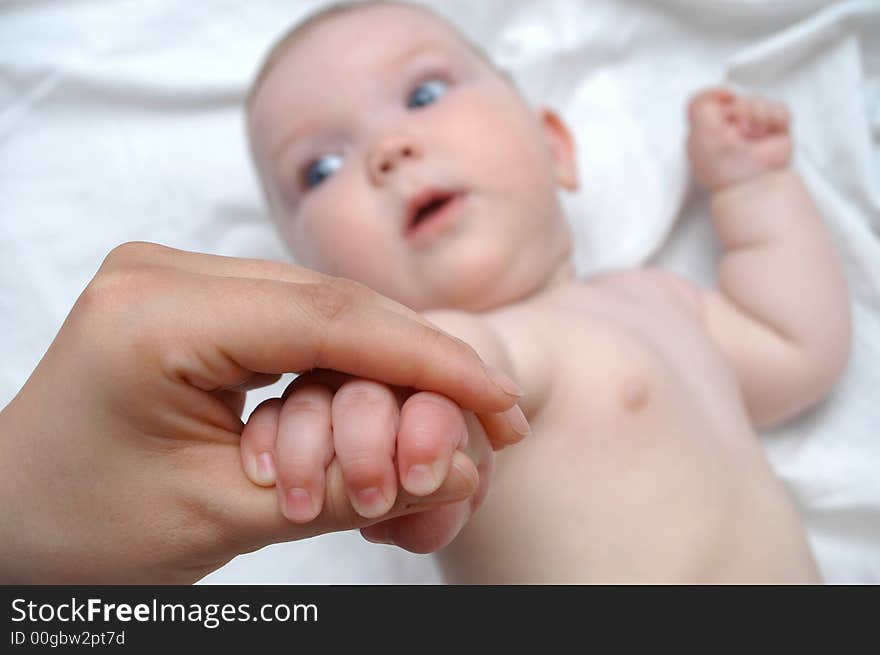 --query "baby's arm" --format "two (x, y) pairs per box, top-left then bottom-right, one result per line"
(687, 88), (851, 427)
